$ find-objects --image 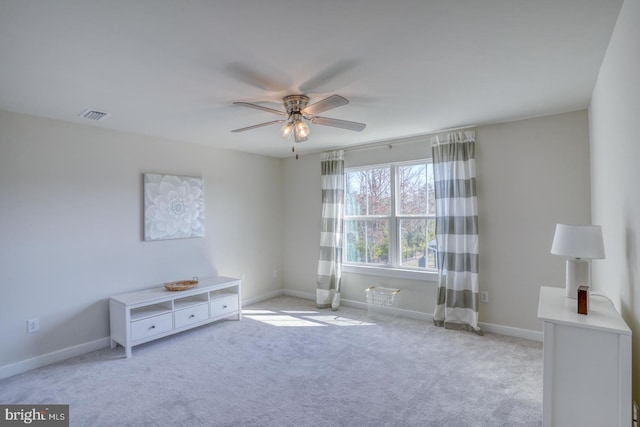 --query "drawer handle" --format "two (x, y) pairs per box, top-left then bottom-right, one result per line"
(223, 305), (227, 309)
(149, 325), (155, 330)
(189, 314), (195, 318)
